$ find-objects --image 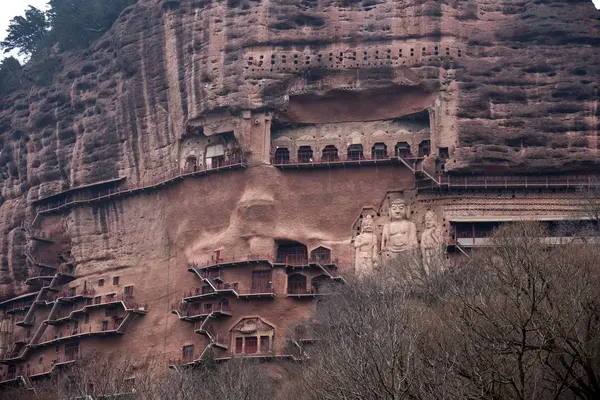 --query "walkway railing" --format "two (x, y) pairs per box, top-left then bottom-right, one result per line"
(188, 254), (340, 269)
(172, 302), (231, 317)
(272, 154), (415, 166)
(5, 301), (34, 314)
(420, 174), (600, 190)
(287, 287), (325, 296)
(36, 156), (246, 214)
